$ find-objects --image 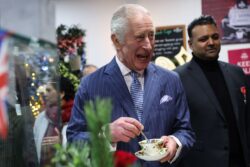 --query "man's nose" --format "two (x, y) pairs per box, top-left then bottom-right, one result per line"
(208, 37), (214, 45)
(142, 36), (153, 50)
